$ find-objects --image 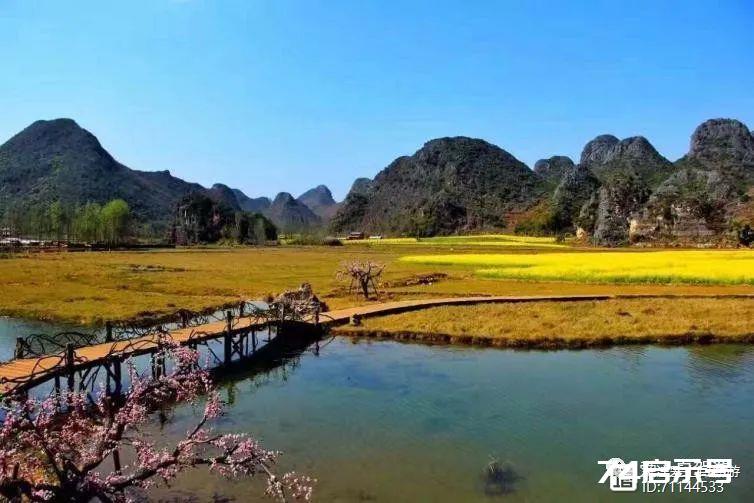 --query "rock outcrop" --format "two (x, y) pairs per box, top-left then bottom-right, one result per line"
(534, 156), (575, 192)
(687, 118), (754, 177)
(629, 119), (754, 244)
(581, 135), (675, 188)
(330, 137), (543, 236)
(265, 192), (321, 233)
(207, 183), (242, 211)
(590, 173), (650, 246)
(232, 189), (271, 213)
(297, 185), (340, 221)
(549, 164), (600, 230)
